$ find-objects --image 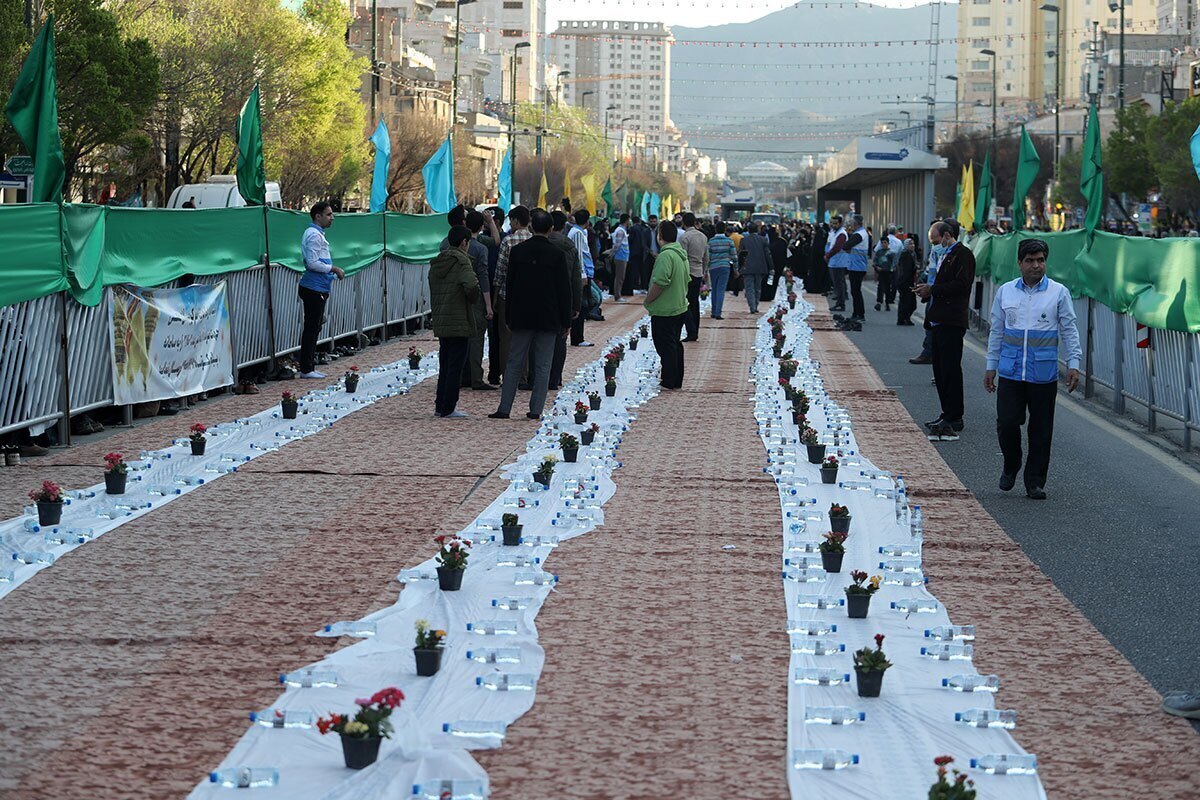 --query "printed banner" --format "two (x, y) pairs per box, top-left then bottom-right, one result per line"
(109, 282), (234, 405)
